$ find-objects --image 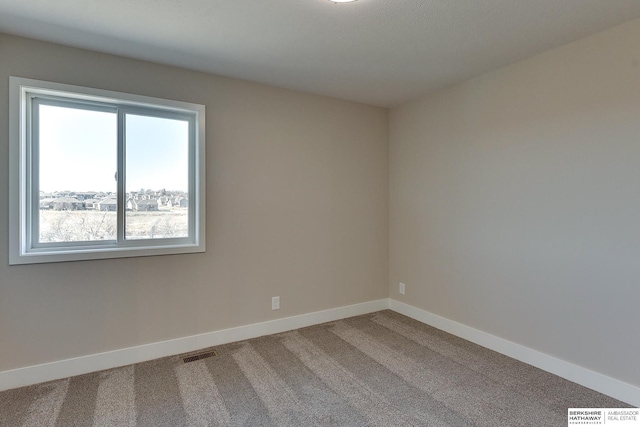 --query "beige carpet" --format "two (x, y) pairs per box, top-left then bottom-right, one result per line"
(0, 310), (629, 426)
